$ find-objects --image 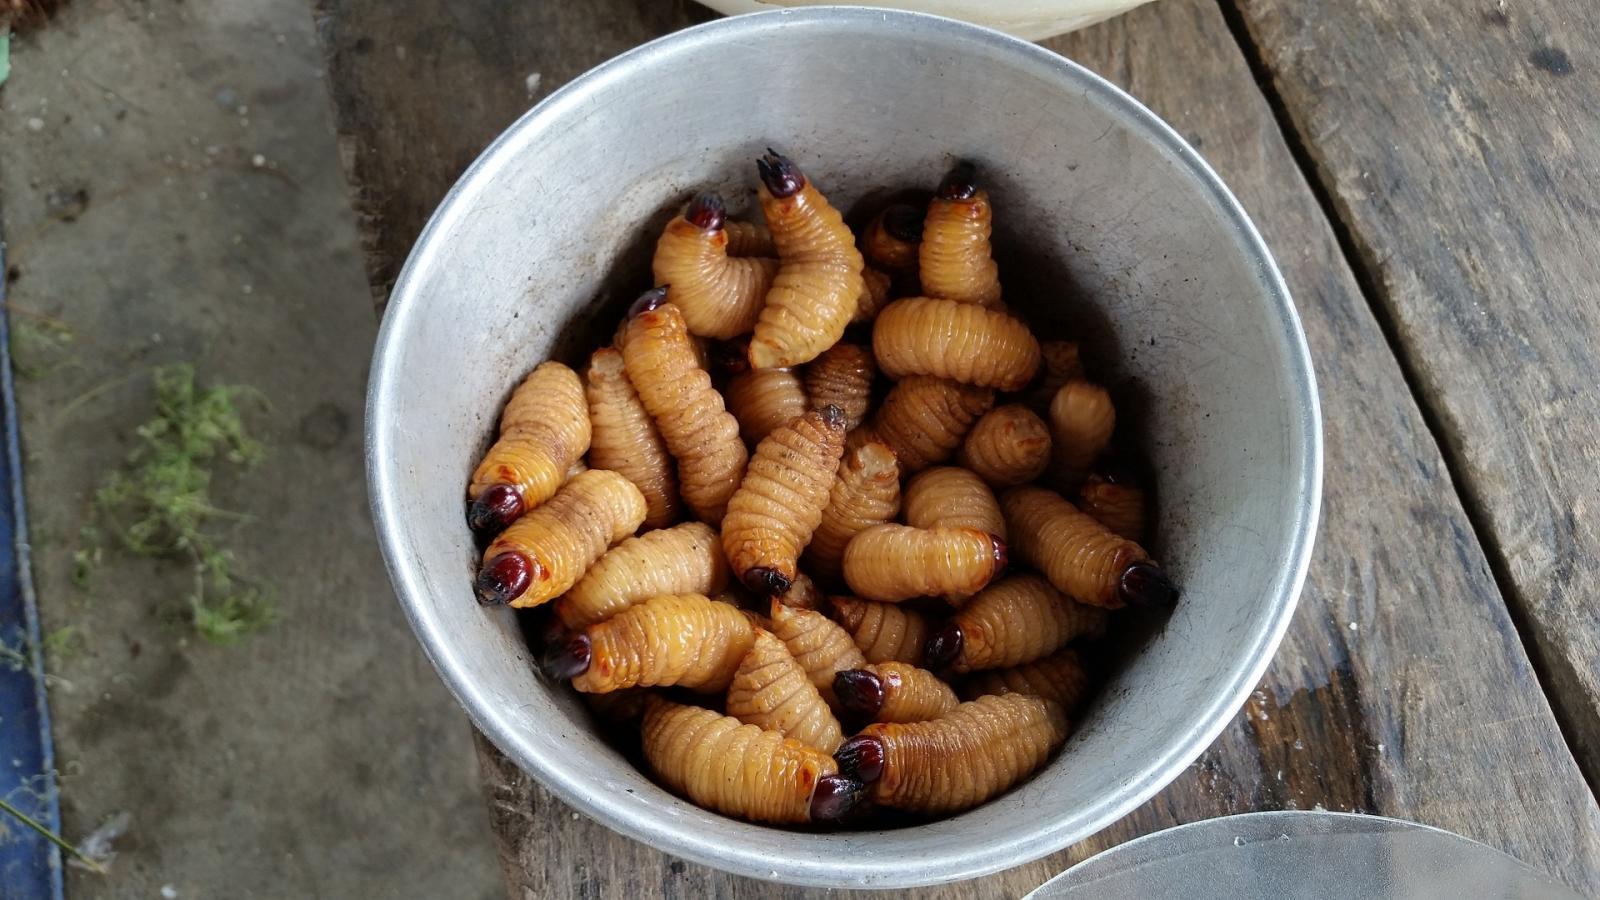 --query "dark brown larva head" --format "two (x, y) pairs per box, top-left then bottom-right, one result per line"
(685, 192), (727, 231)
(989, 534), (1009, 573)
(834, 734), (885, 784)
(467, 483), (524, 535)
(924, 620), (964, 670)
(540, 632), (592, 680)
(817, 403), (846, 431)
(757, 148), (806, 198)
(809, 774), (865, 823)
(832, 669), (885, 720)
(742, 566), (793, 598)
(708, 337), (752, 378)
(628, 286), (671, 318)
(475, 551), (533, 606)
(937, 161), (978, 201)
(882, 203), (926, 242)
(1120, 562), (1178, 609)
